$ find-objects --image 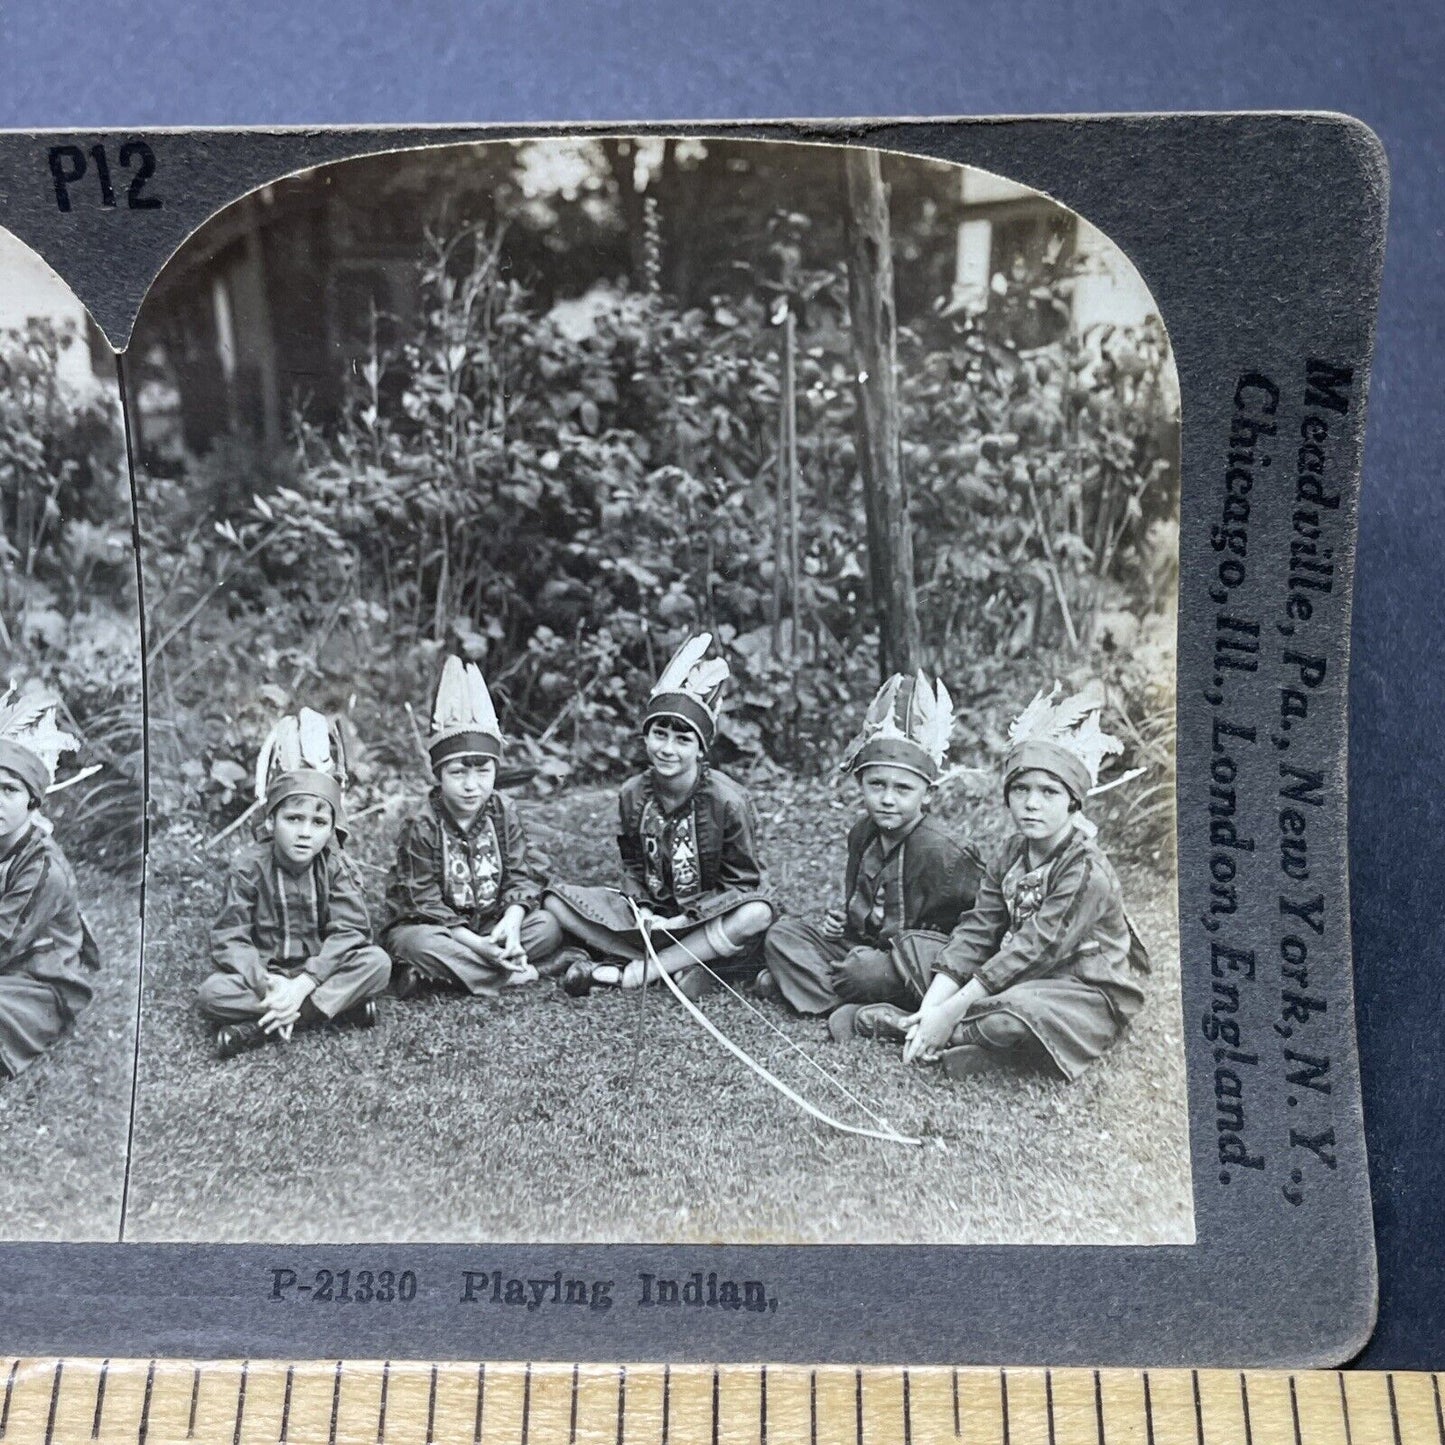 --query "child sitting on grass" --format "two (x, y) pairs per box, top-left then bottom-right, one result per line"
(198, 708), (391, 1060)
(758, 672), (982, 1019)
(835, 682), (1150, 1083)
(382, 656), (561, 998)
(543, 633), (775, 1001)
(0, 690), (99, 1079)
